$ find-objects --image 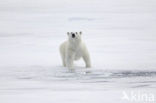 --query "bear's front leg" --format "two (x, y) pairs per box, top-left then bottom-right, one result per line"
(83, 55), (91, 68)
(66, 52), (75, 70)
